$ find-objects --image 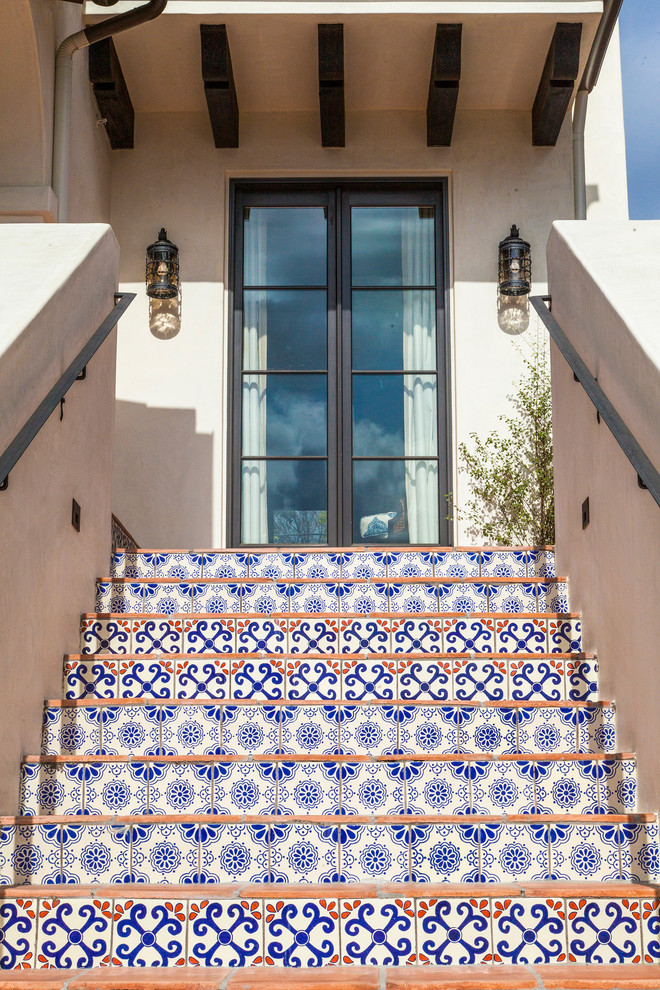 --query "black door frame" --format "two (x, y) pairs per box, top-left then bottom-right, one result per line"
(227, 178), (452, 548)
